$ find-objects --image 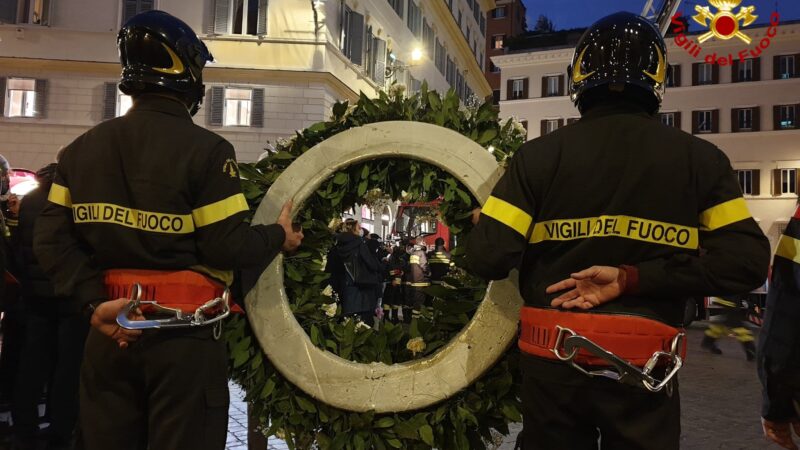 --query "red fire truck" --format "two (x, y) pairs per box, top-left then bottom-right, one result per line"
(392, 200), (454, 249)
